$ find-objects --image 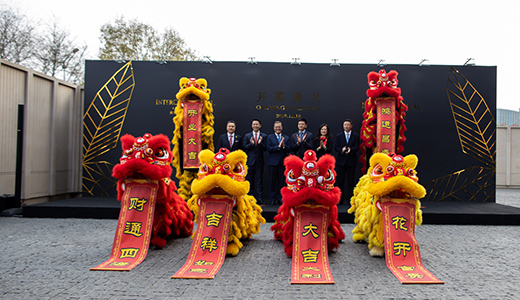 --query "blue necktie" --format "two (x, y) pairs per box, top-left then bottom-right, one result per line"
(277, 135), (281, 143)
